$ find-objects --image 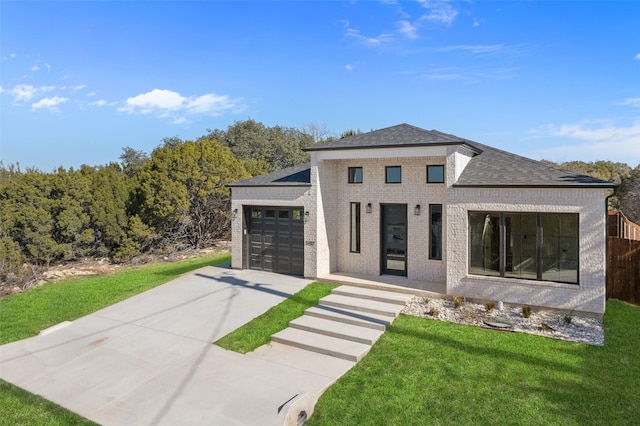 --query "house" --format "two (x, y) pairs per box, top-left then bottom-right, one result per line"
(229, 124), (615, 316)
